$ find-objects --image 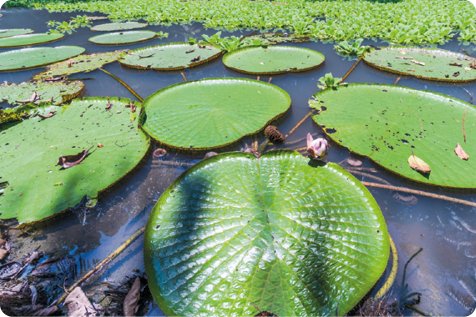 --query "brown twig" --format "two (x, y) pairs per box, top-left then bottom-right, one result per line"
(459, 86), (473, 104)
(152, 161), (195, 167)
(286, 111), (313, 137)
(341, 57), (362, 81)
(268, 77), (272, 83)
(361, 182), (476, 208)
(180, 72), (188, 82)
(393, 76), (401, 85)
(257, 76), (260, 81)
(346, 169), (391, 185)
(463, 108), (467, 143)
(99, 68), (143, 102)
(52, 226), (146, 306)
